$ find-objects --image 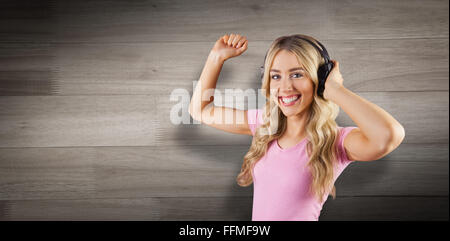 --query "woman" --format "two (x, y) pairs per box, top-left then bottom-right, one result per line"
(189, 33), (405, 221)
